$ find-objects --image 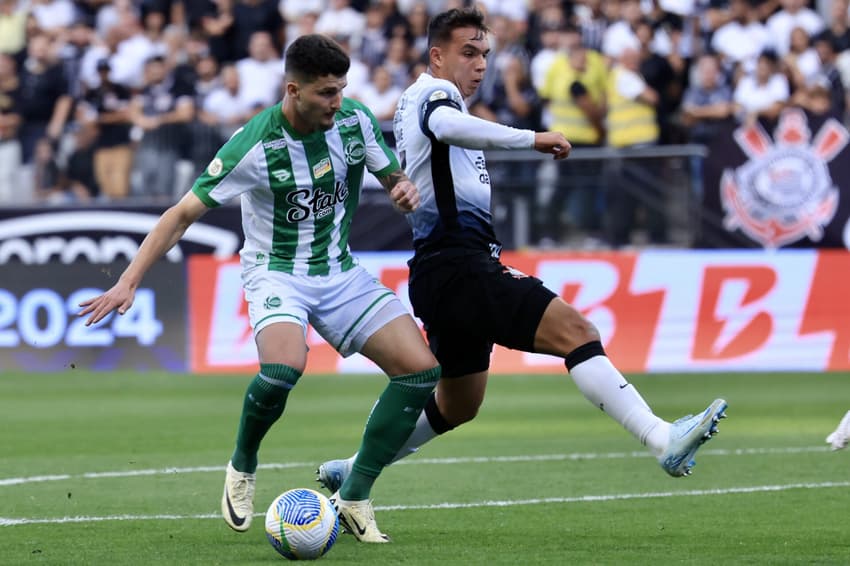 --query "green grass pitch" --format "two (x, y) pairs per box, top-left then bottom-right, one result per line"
(1, 370), (849, 565)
